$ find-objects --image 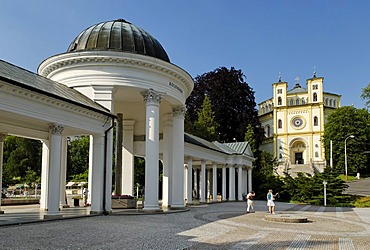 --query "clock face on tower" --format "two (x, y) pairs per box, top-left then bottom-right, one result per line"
(292, 116), (305, 129)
